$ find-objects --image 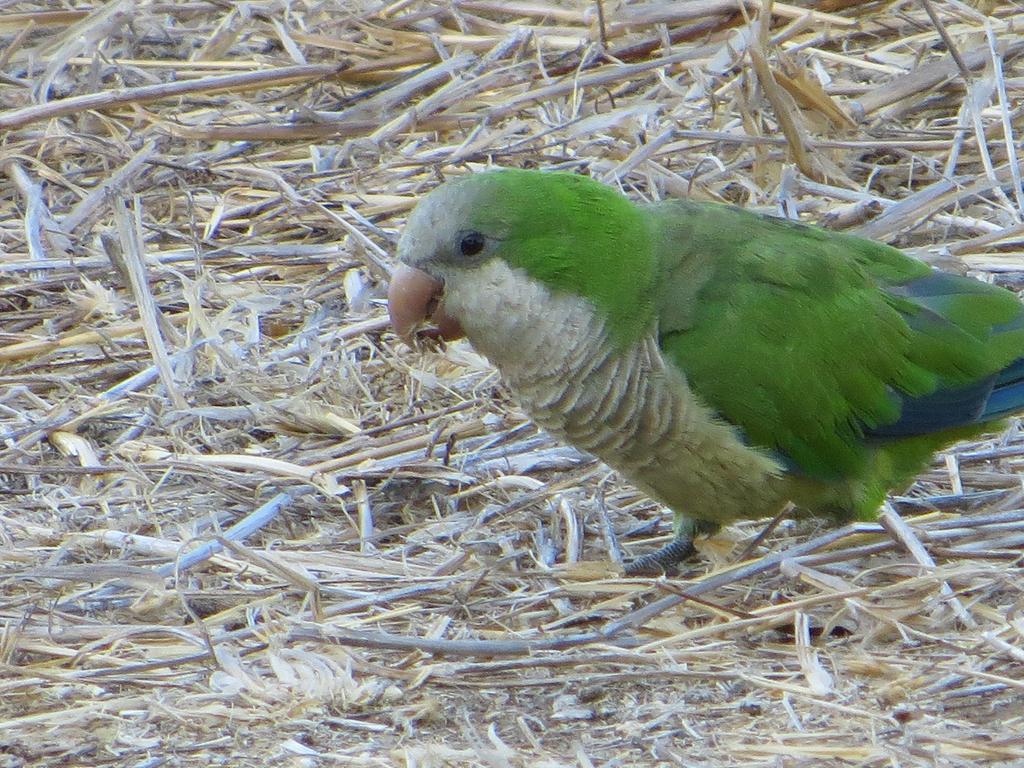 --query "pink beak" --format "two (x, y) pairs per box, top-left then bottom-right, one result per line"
(387, 264), (465, 344)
